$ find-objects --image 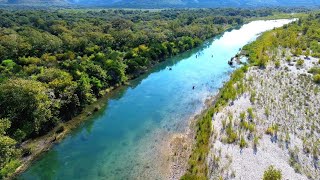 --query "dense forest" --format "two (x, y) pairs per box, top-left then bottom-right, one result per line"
(0, 8), (308, 178)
